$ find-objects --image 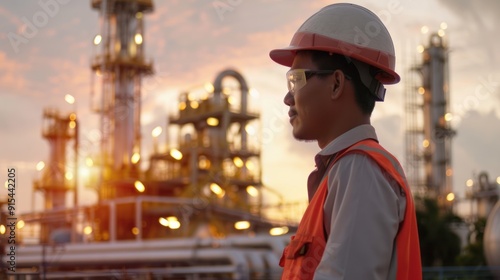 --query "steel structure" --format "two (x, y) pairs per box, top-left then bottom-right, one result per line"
(405, 33), (455, 199)
(90, 0), (154, 200)
(32, 109), (78, 242)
